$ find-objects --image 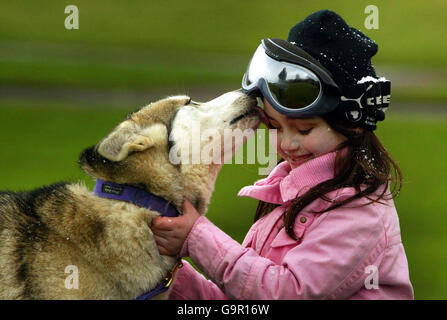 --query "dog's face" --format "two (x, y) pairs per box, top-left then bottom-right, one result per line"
(79, 90), (259, 213)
